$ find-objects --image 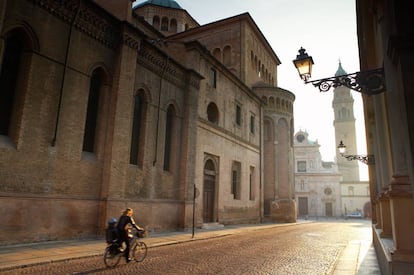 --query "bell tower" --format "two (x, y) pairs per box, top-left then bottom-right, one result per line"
(332, 62), (360, 181)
